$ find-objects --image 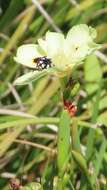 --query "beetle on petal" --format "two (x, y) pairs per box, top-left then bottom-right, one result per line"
(14, 24), (101, 85)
